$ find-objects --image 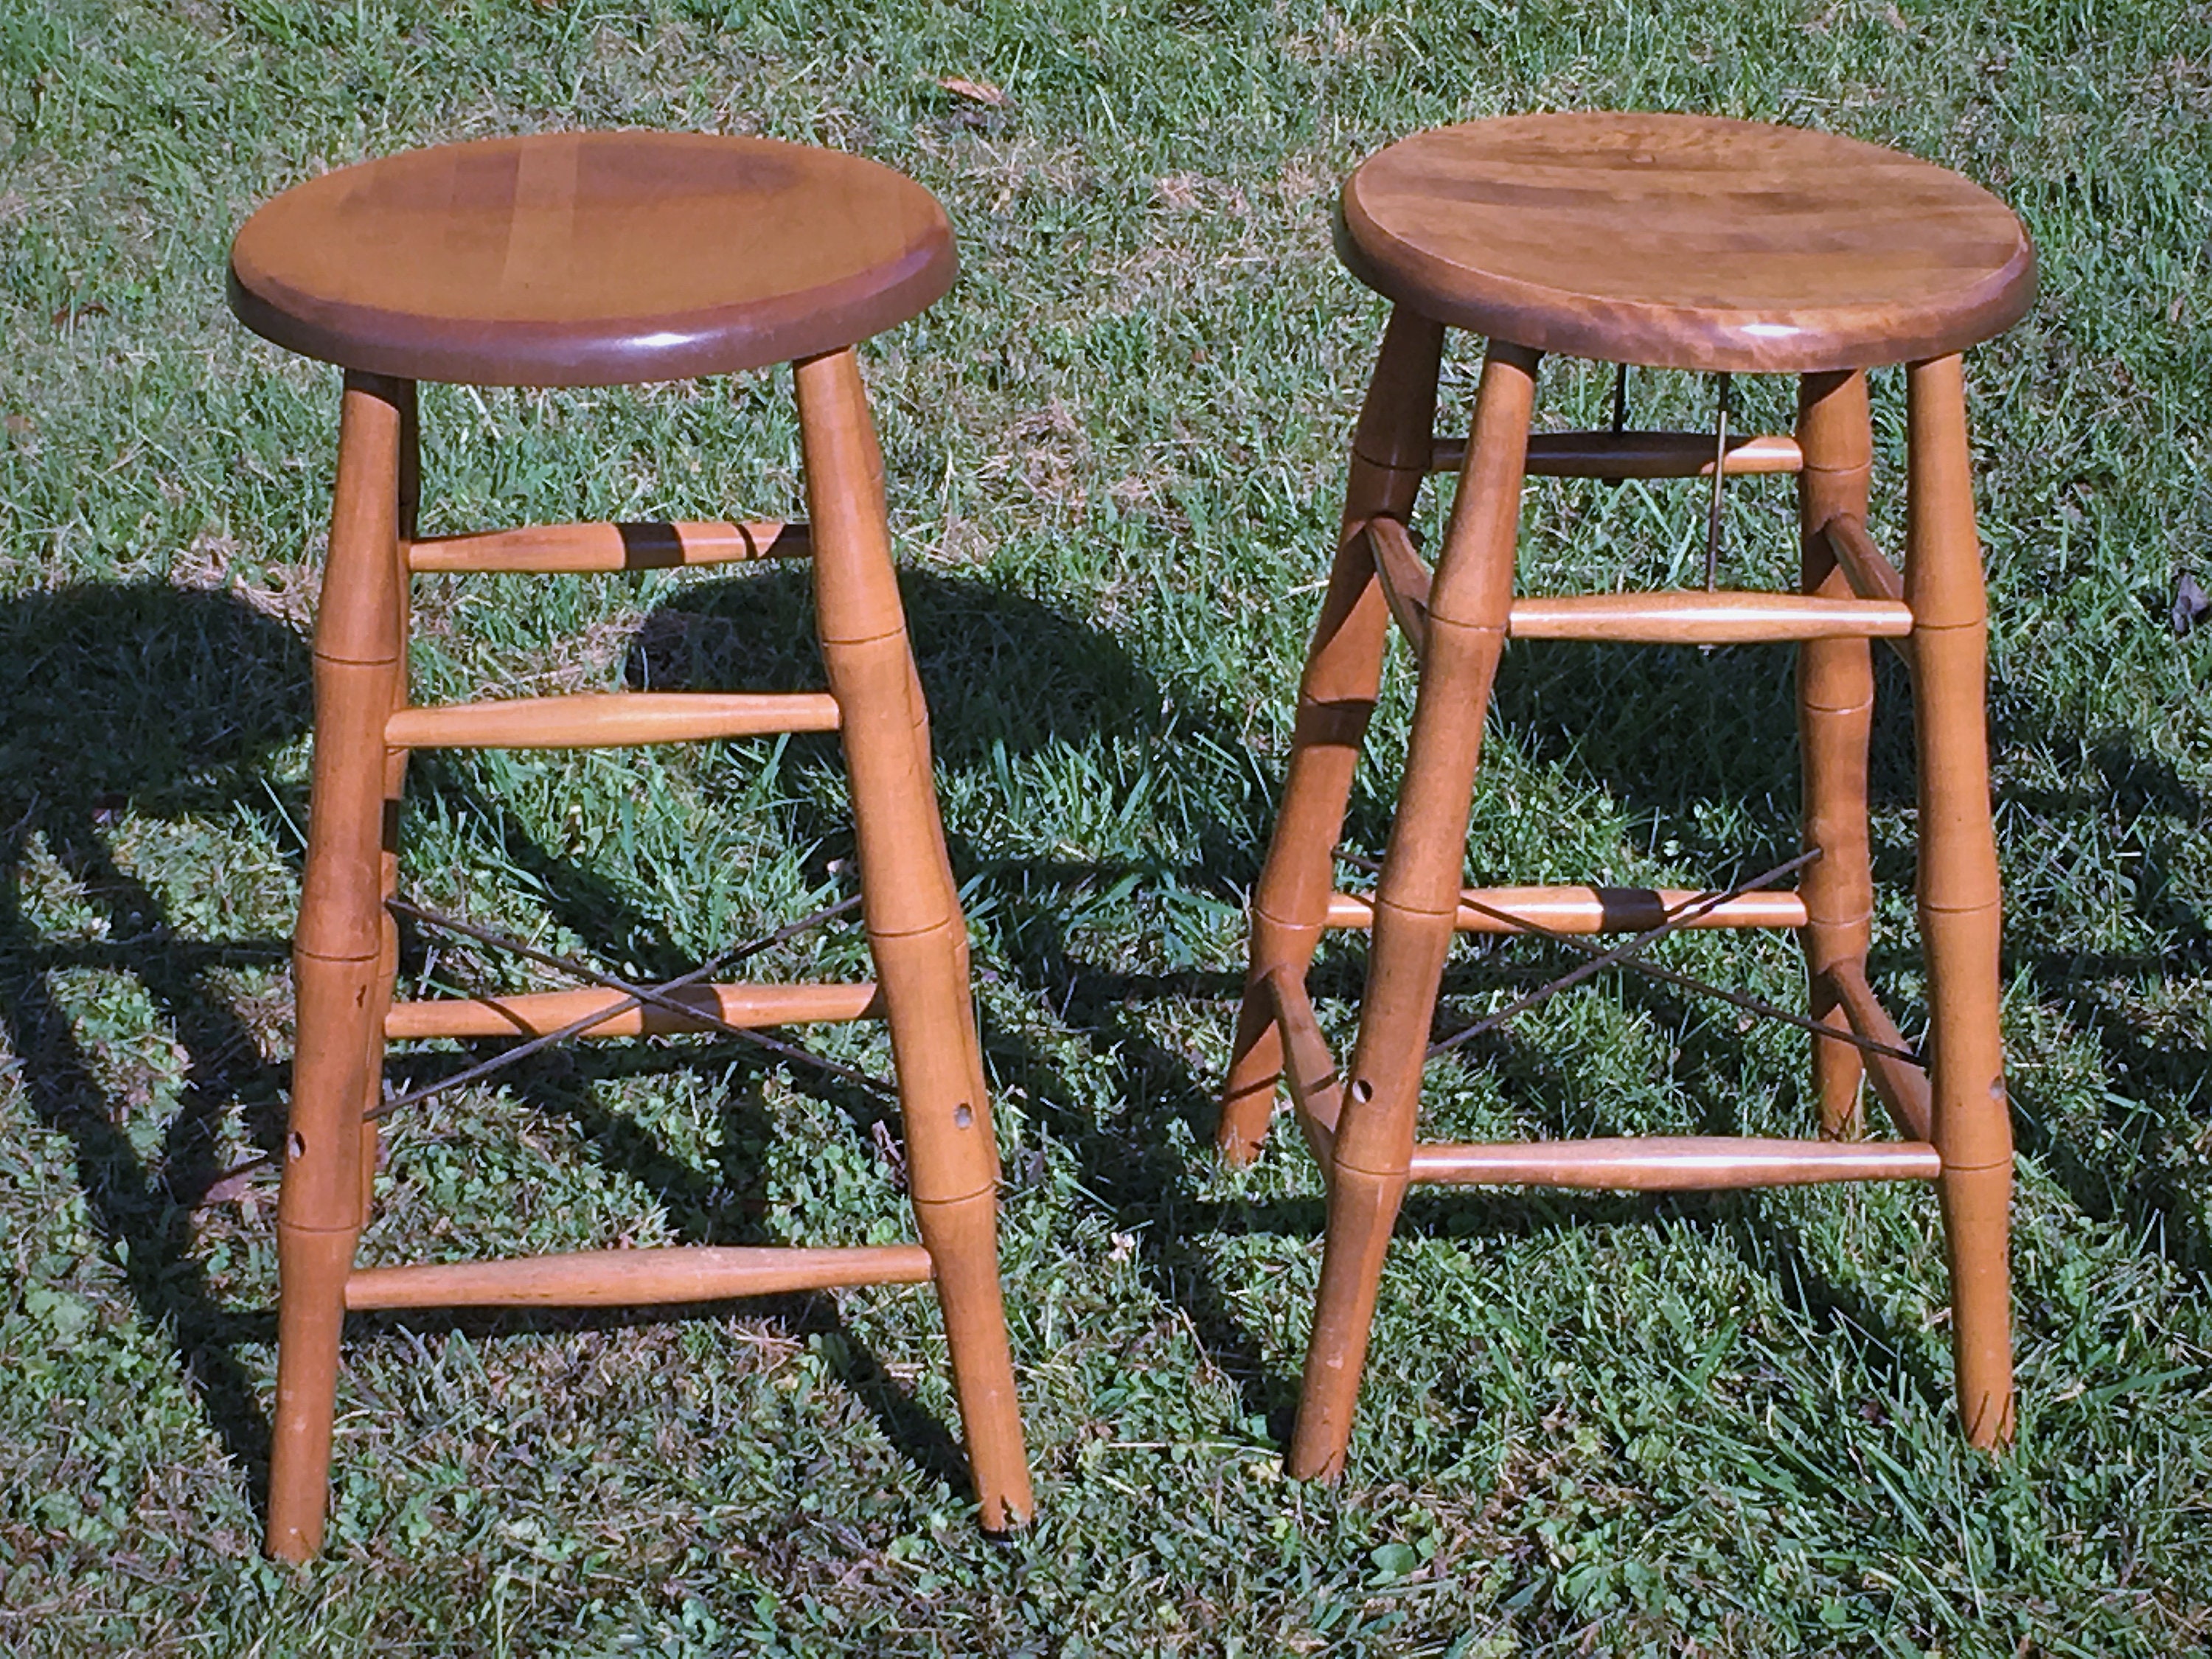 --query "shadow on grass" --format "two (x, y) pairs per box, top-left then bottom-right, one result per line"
(1489, 634), (2212, 1287)
(4, 560), (2204, 1526)
(0, 582), (307, 1495)
(1993, 725), (2212, 1276)
(627, 571), (1980, 1439)
(629, 569), (1318, 1433)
